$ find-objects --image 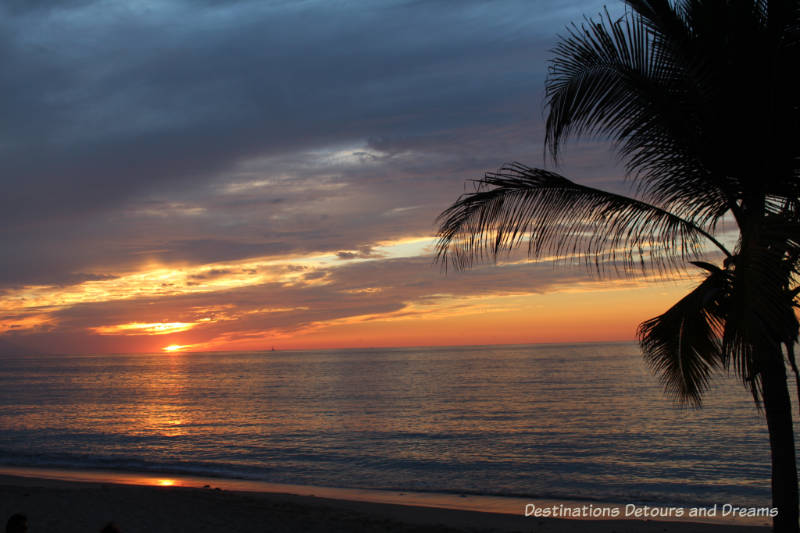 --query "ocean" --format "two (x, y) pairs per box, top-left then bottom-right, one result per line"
(0, 342), (776, 508)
